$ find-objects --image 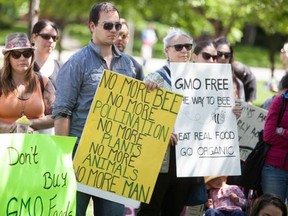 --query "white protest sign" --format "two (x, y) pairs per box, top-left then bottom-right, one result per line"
(171, 62), (241, 177)
(237, 102), (267, 160)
